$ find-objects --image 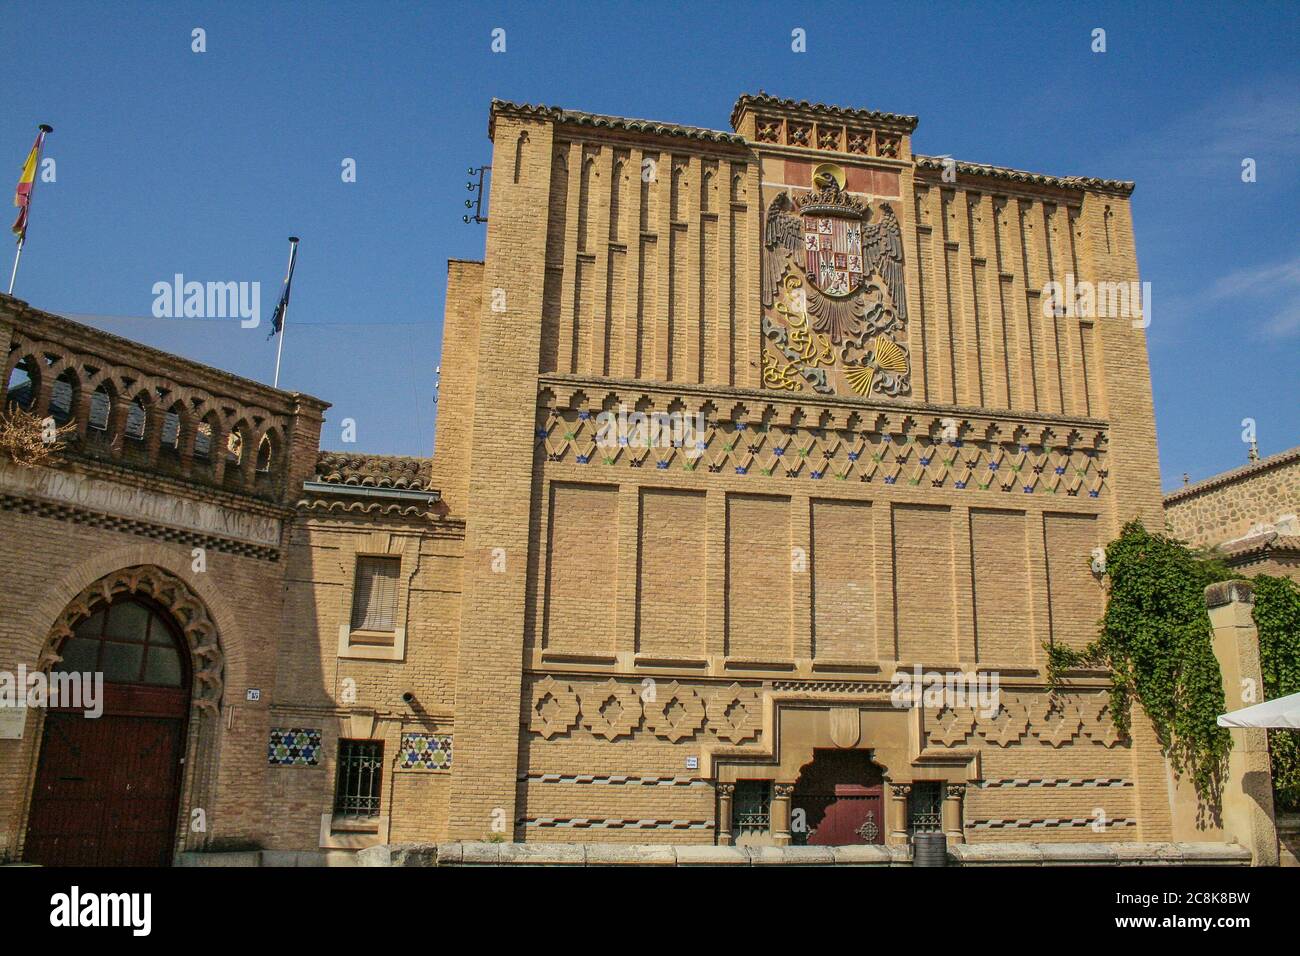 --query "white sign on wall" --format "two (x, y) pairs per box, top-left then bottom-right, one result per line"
(0, 704), (29, 740)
